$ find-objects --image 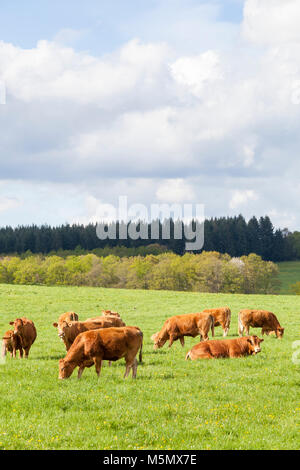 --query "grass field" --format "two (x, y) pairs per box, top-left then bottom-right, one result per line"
(278, 261), (300, 294)
(0, 284), (299, 450)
